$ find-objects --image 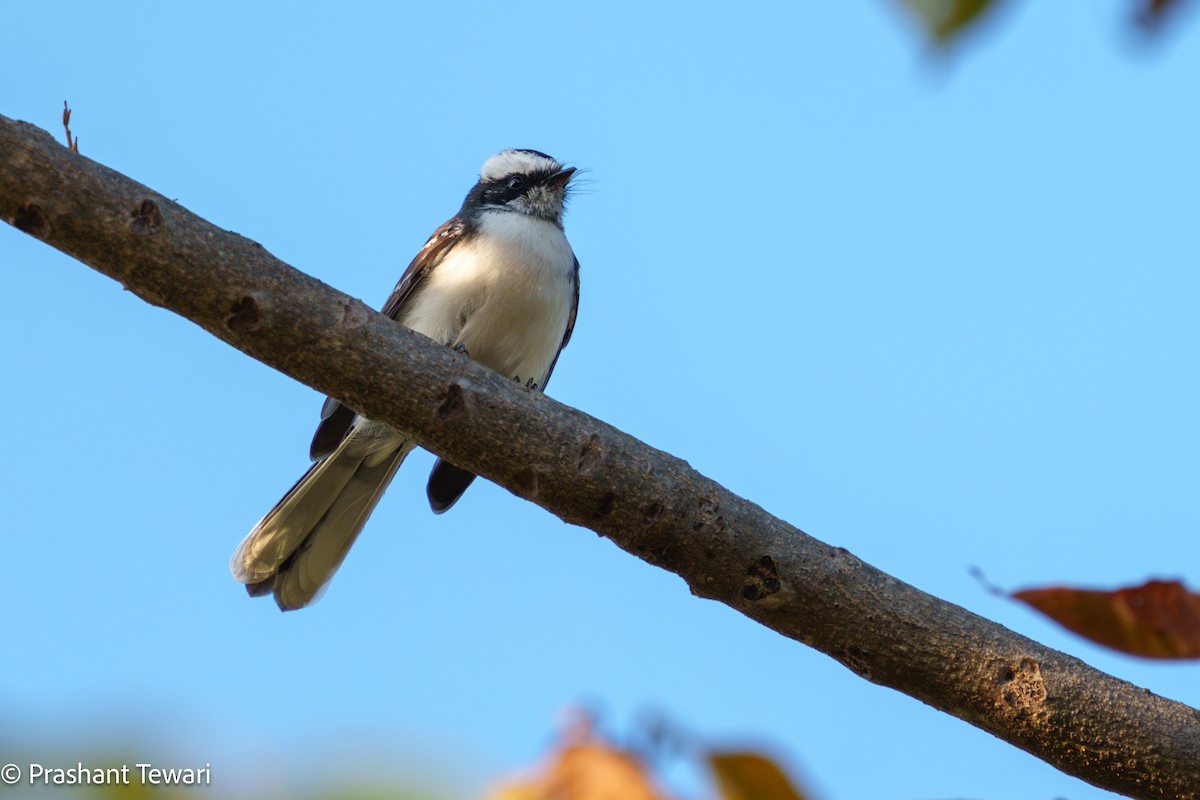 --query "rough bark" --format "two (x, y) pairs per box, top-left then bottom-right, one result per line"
(2, 114), (1197, 799)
